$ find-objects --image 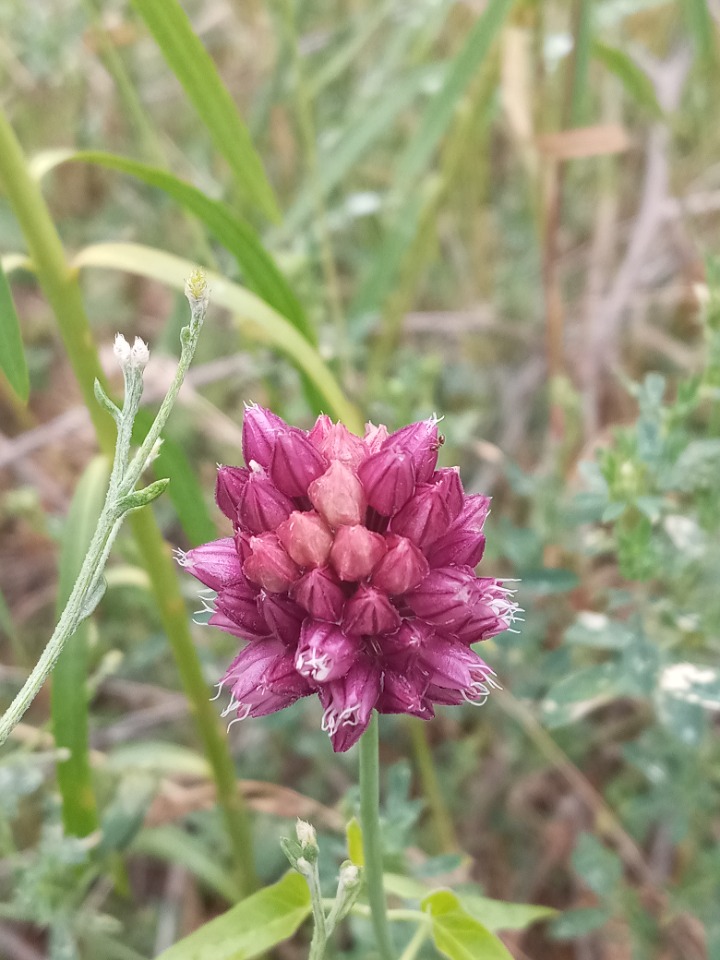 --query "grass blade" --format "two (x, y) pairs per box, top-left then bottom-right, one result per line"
(392, 0), (514, 190)
(32, 149), (312, 343)
(130, 0), (280, 221)
(52, 455), (110, 836)
(71, 242), (363, 433)
(592, 41), (664, 119)
(0, 259), (29, 402)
